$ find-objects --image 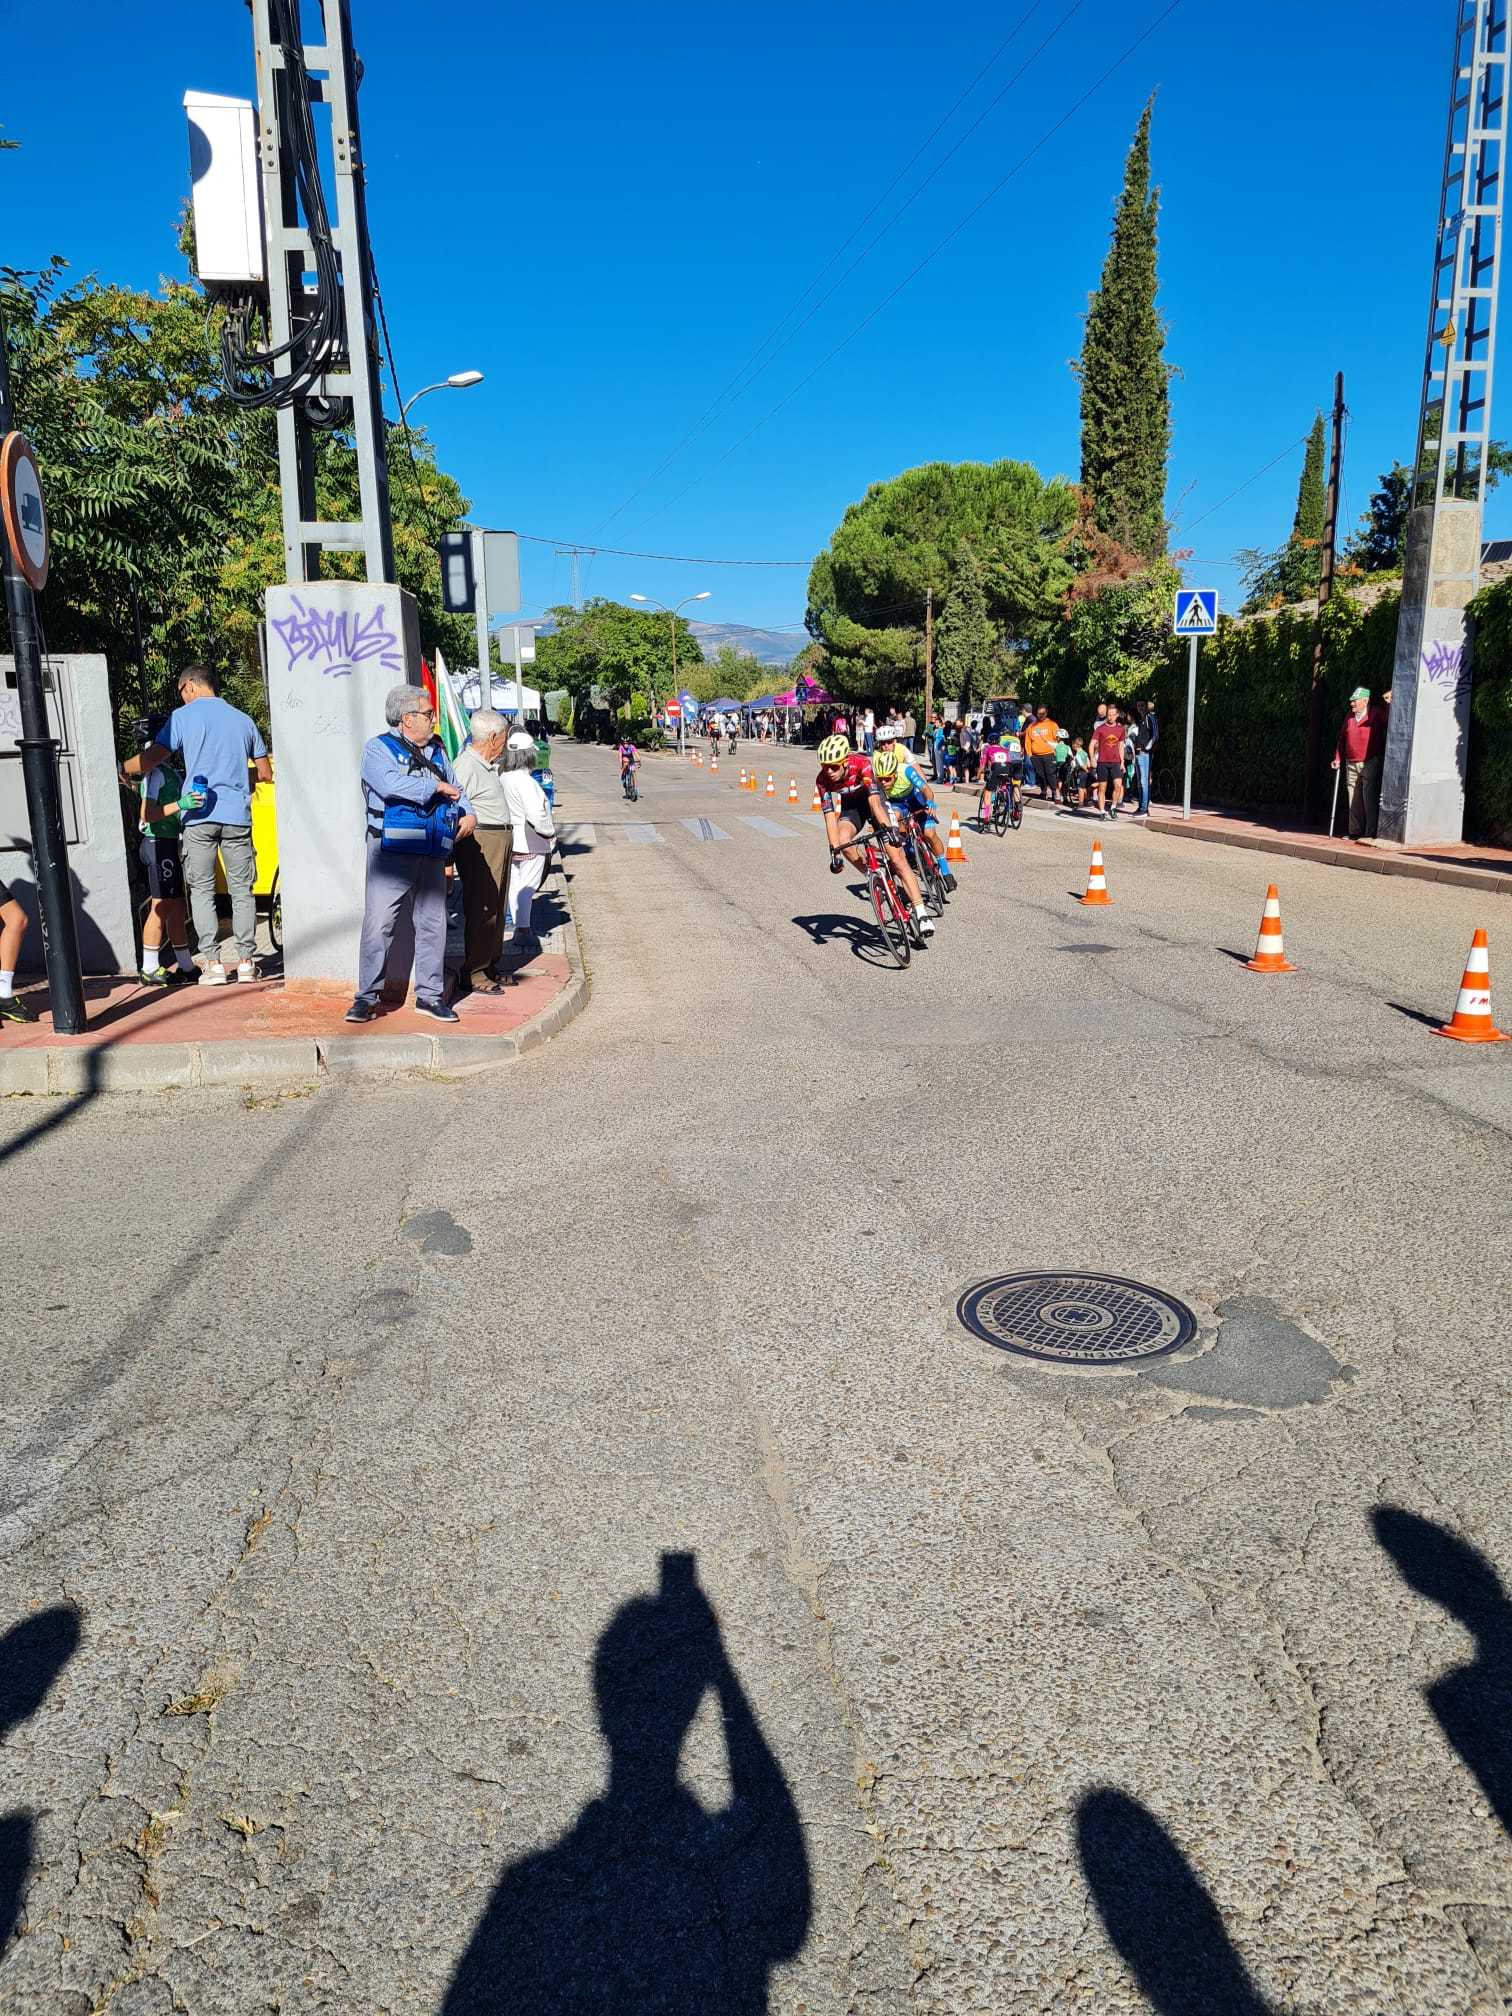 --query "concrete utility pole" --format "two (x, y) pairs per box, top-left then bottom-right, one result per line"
(1305, 371), (1347, 821)
(923, 586), (934, 727)
(1380, 0), (1508, 844)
